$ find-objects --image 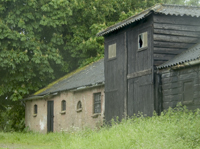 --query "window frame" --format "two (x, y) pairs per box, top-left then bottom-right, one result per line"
(76, 101), (82, 112)
(138, 31), (148, 51)
(61, 100), (66, 111)
(93, 92), (101, 114)
(60, 100), (66, 114)
(33, 104), (37, 117)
